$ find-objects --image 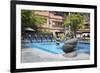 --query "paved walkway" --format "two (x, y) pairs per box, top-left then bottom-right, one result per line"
(21, 48), (89, 63)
